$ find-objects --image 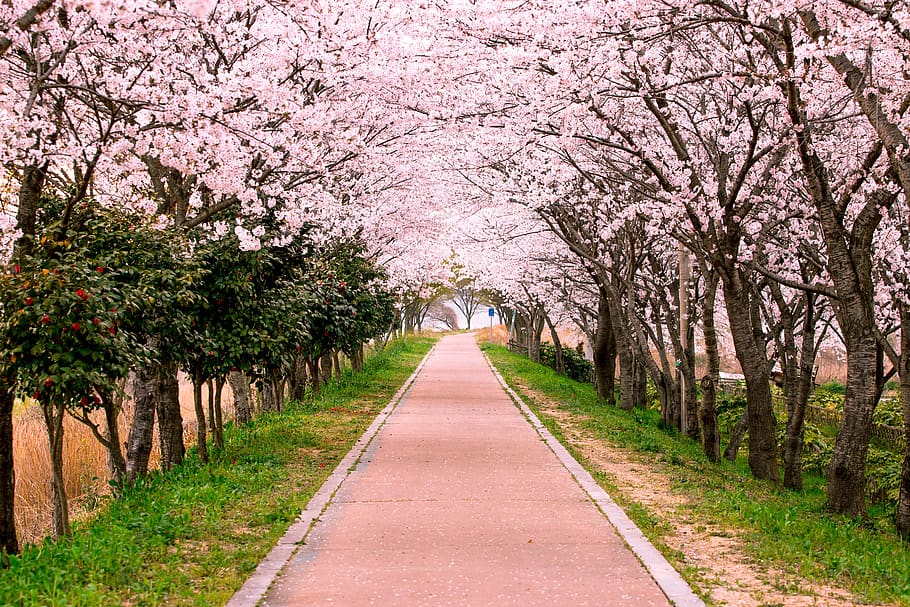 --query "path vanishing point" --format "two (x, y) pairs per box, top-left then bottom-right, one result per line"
(228, 333), (705, 607)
